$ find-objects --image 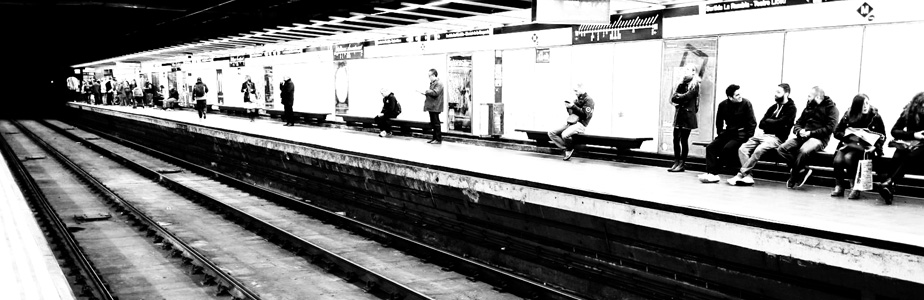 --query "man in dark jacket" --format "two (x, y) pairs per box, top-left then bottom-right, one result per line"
(777, 86), (839, 188)
(699, 84), (756, 183)
(375, 88), (401, 137)
(729, 83), (797, 186)
(280, 76), (295, 126)
(548, 83), (595, 161)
